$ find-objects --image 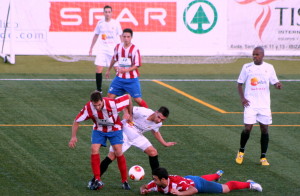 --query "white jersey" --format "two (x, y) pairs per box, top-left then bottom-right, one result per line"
(94, 19), (122, 54)
(237, 62), (279, 109)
